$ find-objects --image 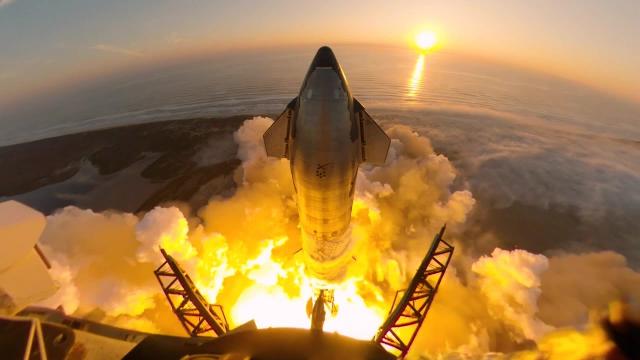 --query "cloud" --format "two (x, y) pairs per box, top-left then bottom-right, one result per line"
(389, 106), (640, 265)
(0, 0), (14, 8)
(92, 44), (143, 57)
(394, 106), (639, 213)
